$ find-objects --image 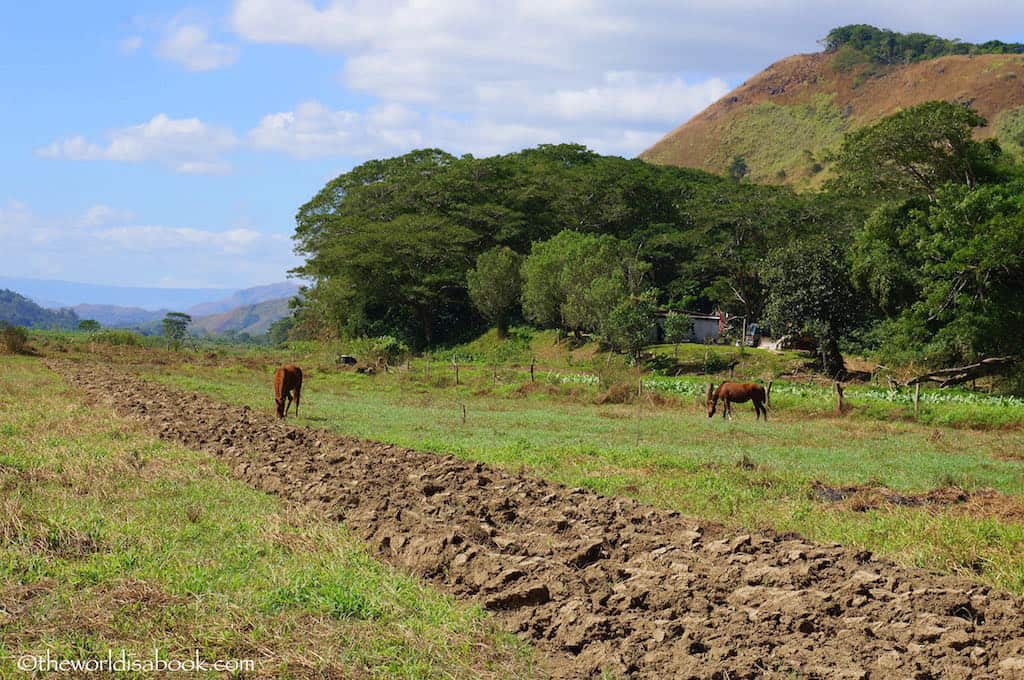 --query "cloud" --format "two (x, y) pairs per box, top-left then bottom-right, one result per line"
(231, 0), (1024, 158)
(157, 21), (240, 71)
(120, 36), (143, 54)
(36, 114), (238, 174)
(249, 101), (424, 158)
(0, 200), (298, 288)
